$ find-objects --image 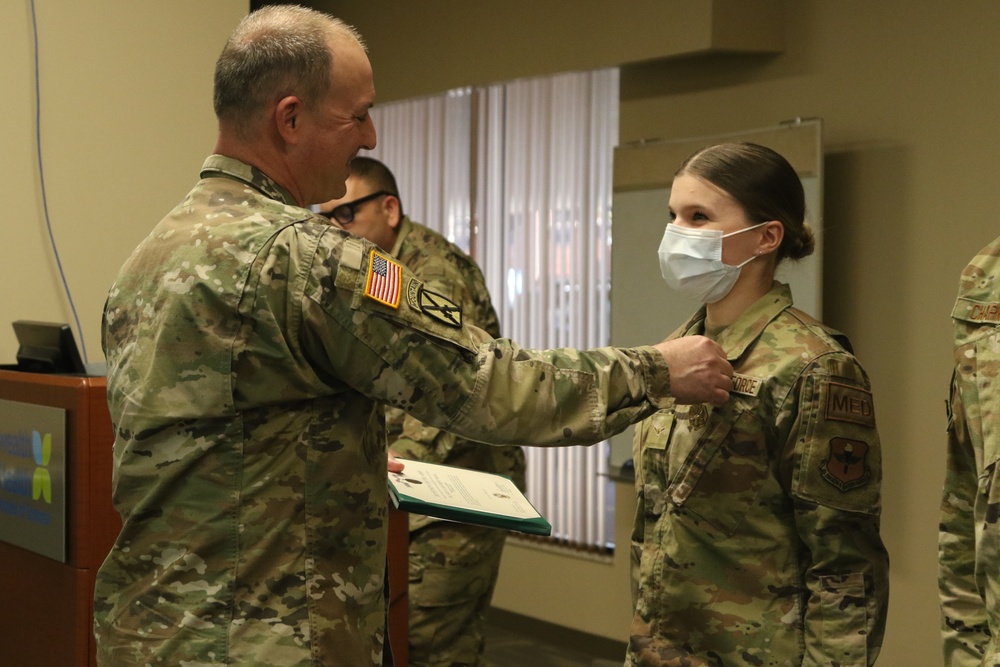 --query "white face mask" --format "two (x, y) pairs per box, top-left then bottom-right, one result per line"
(657, 222), (767, 303)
